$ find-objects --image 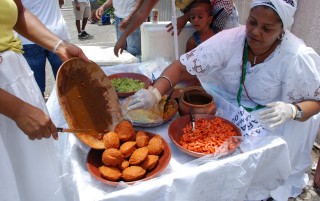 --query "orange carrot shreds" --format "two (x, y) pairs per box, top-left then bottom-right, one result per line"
(179, 117), (240, 154)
